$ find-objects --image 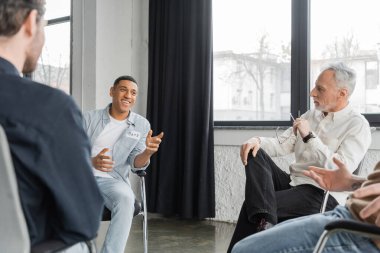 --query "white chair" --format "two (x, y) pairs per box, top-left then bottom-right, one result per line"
(0, 125), (30, 253)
